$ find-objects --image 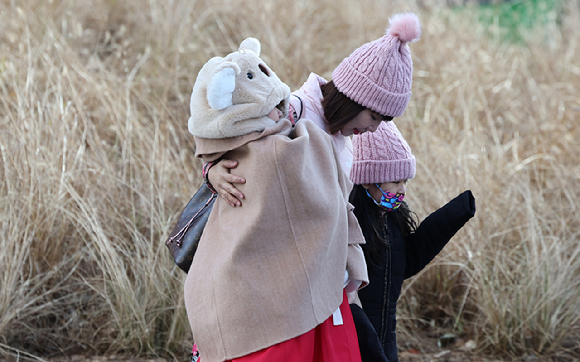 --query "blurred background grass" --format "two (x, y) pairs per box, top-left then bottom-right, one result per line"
(0, 0), (579, 360)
